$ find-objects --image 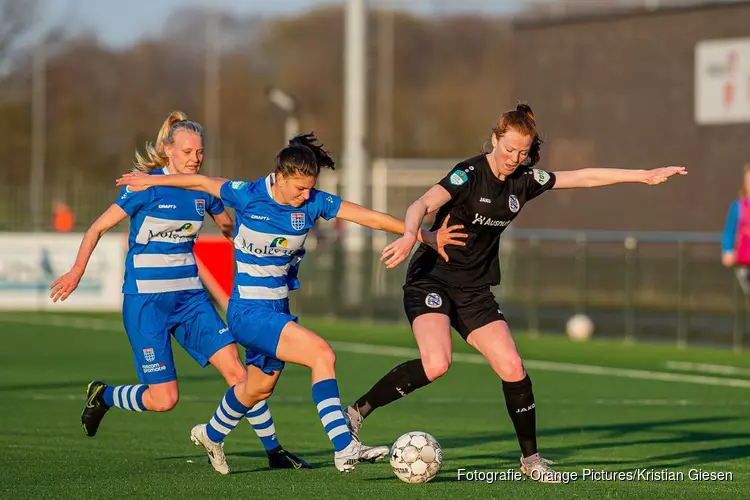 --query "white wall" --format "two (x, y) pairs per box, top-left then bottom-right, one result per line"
(0, 233), (125, 311)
